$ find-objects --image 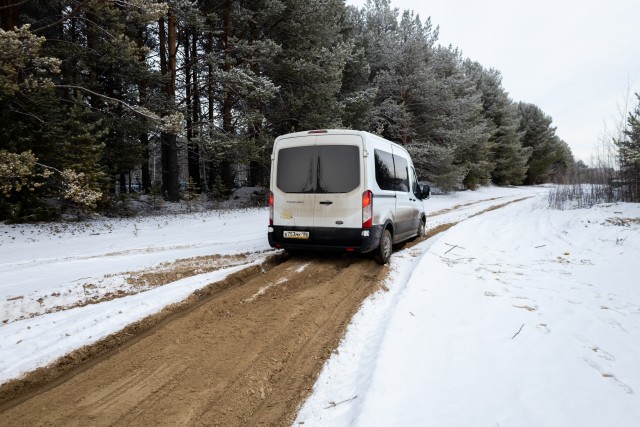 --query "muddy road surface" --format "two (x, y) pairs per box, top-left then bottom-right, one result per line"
(0, 252), (388, 426)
